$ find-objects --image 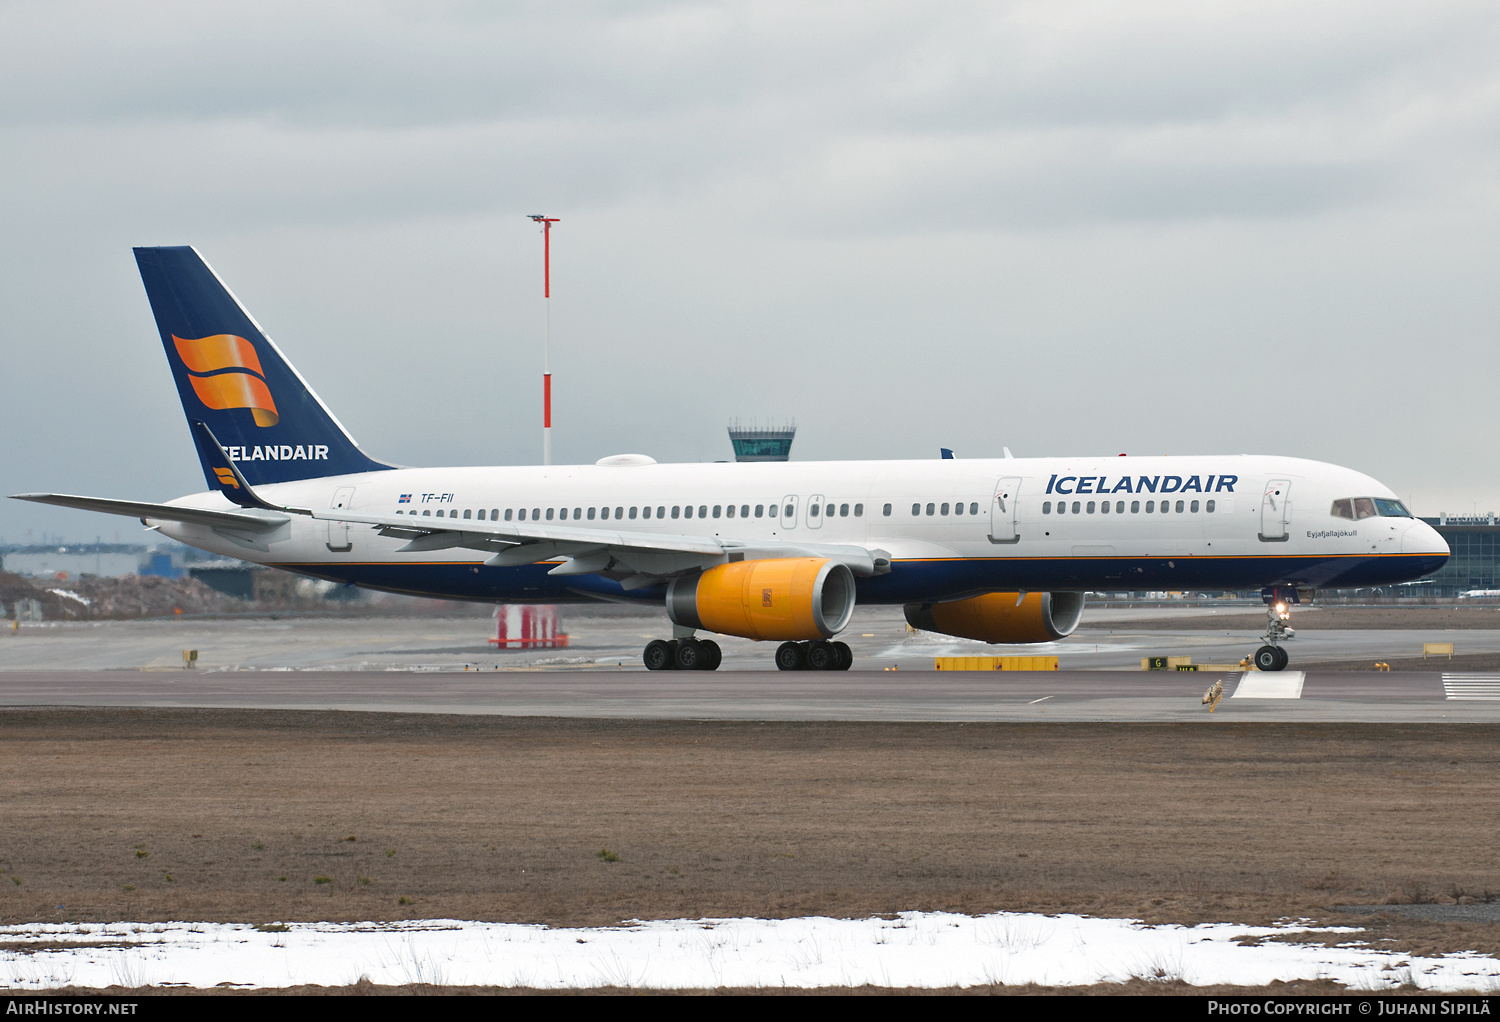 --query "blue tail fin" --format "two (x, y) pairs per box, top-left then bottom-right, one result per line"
(134, 246), (395, 487)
